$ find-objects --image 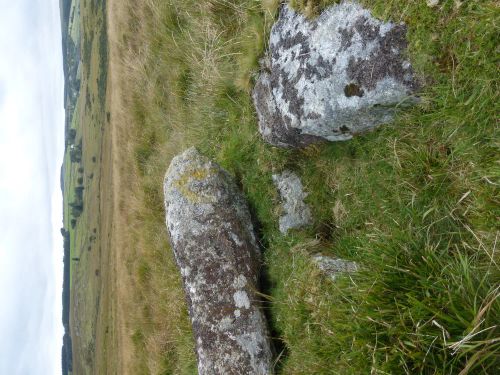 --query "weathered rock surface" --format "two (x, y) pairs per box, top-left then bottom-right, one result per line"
(253, 1), (418, 148)
(273, 171), (312, 234)
(164, 148), (273, 375)
(312, 255), (358, 281)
